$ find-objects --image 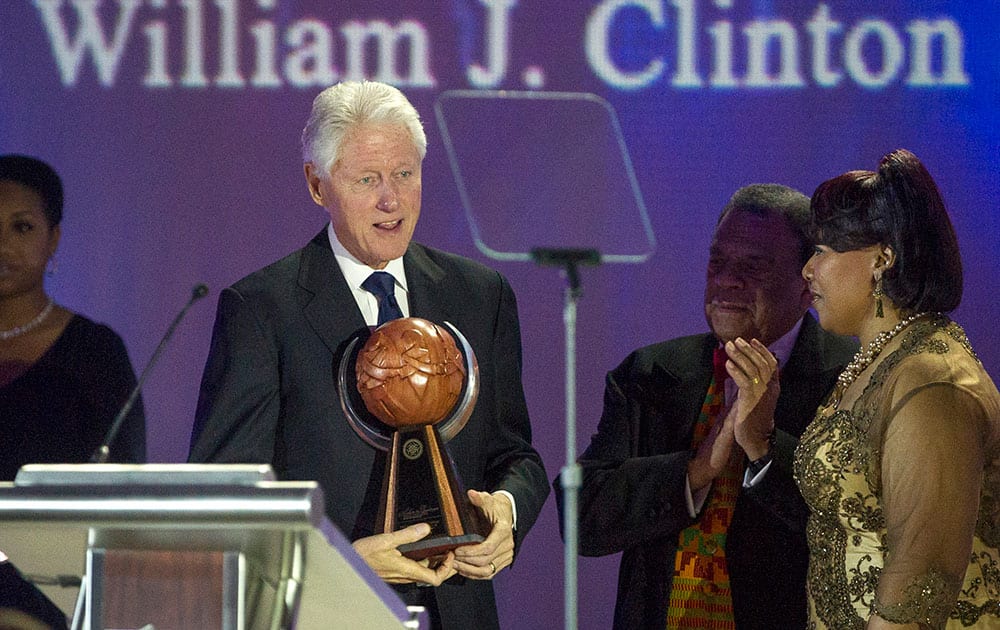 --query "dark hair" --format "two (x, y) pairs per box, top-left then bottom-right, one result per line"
(809, 149), (962, 313)
(0, 154), (64, 227)
(718, 183), (813, 265)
